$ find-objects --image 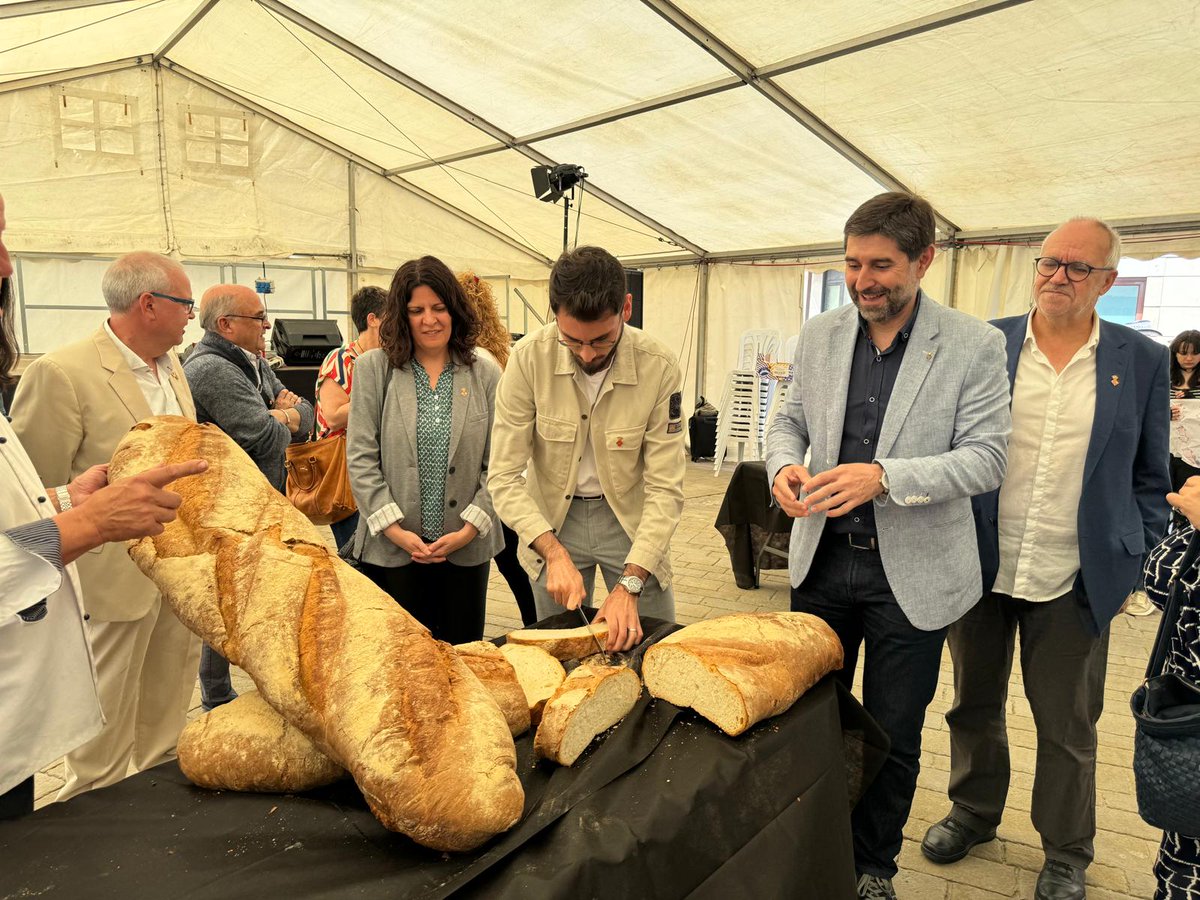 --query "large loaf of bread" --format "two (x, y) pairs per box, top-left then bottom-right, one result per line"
(178, 691), (345, 792)
(109, 416), (524, 852)
(642, 611), (843, 736)
(534, 663), (641, 766)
